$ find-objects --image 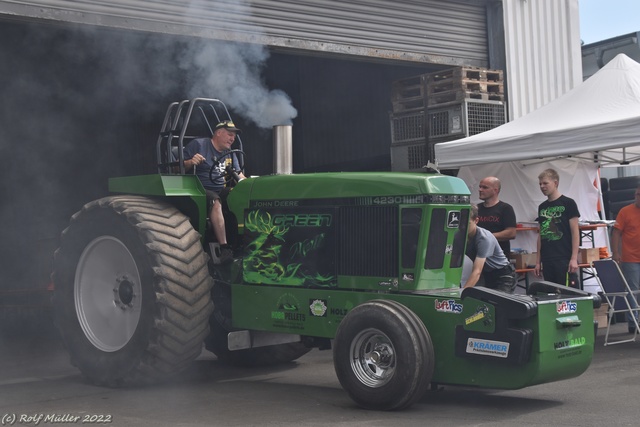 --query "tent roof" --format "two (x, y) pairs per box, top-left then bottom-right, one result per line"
(434, 54), (640, 168)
